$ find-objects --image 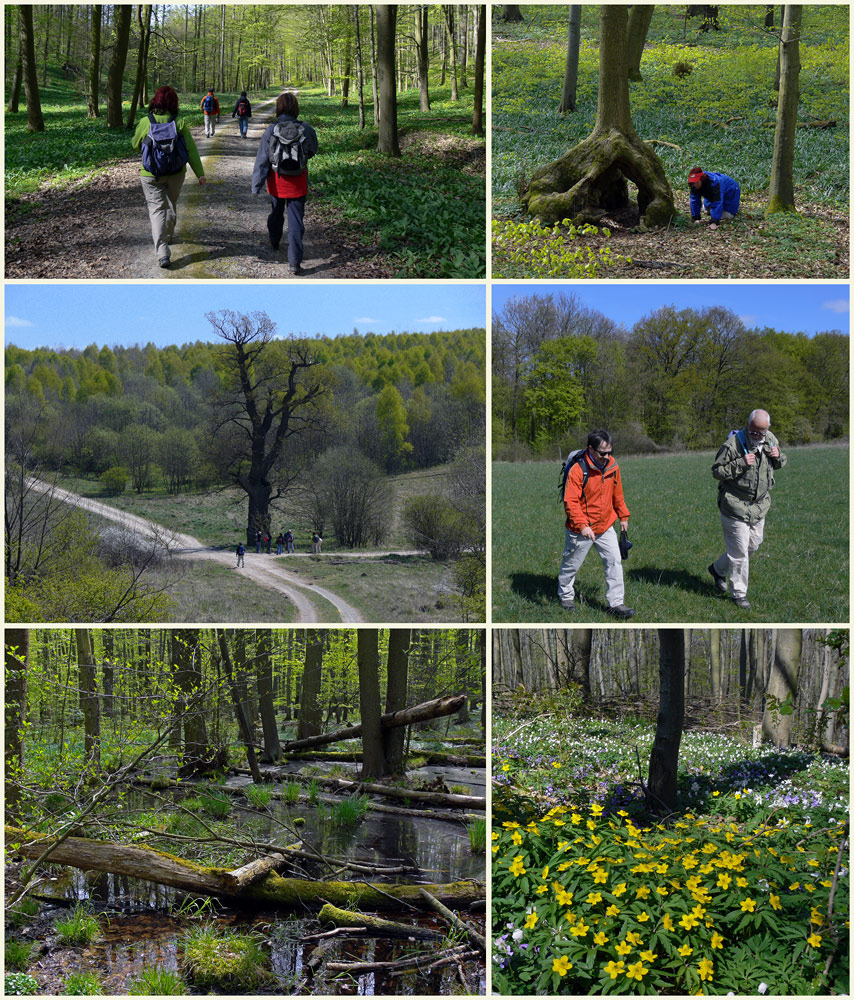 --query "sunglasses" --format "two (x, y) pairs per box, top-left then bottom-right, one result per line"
(593, 447), (613, 456)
